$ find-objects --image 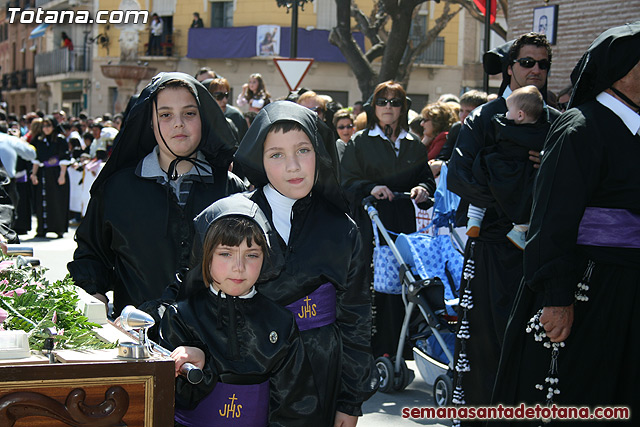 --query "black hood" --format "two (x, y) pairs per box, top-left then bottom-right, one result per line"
(92, 72), (237, 193)
(193, 193), (272, 247)
(193, 193), (280, 282)
(234, 101), (349, 213)
(569, 21), (640, 108)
